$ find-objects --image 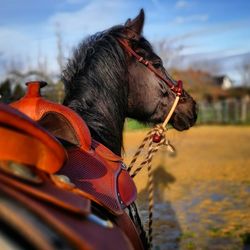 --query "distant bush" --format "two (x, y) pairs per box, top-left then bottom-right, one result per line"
(0, 79), (24, 103)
